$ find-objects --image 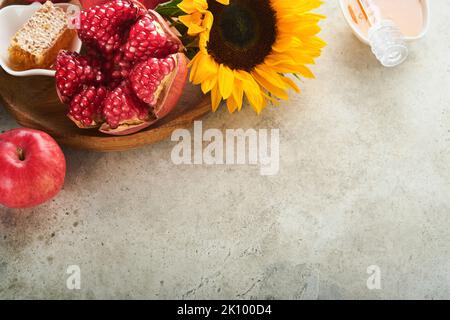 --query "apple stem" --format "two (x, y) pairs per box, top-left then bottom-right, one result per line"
(17, 147), (25, 161)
